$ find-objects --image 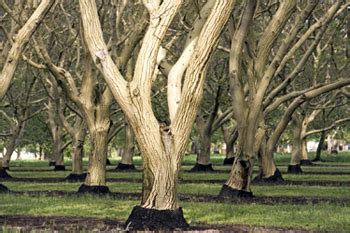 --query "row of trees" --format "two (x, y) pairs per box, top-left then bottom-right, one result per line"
(1, 0), (349, 230)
